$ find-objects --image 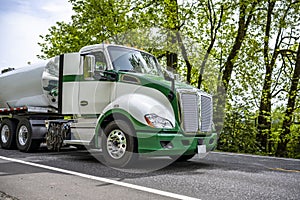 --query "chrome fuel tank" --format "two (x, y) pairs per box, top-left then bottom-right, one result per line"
(0, 56), (59, 109)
